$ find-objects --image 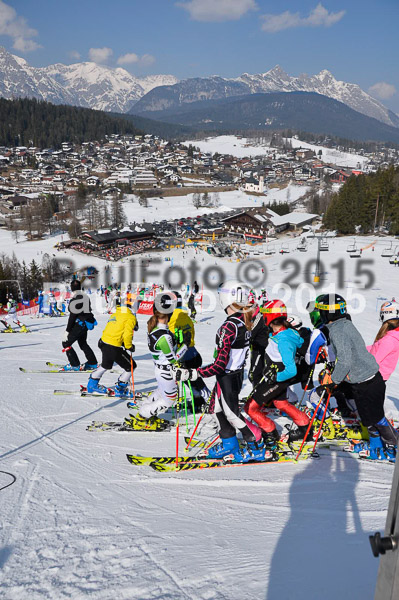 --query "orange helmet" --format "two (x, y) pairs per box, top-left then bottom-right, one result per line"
(261, 299), (287, 326)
